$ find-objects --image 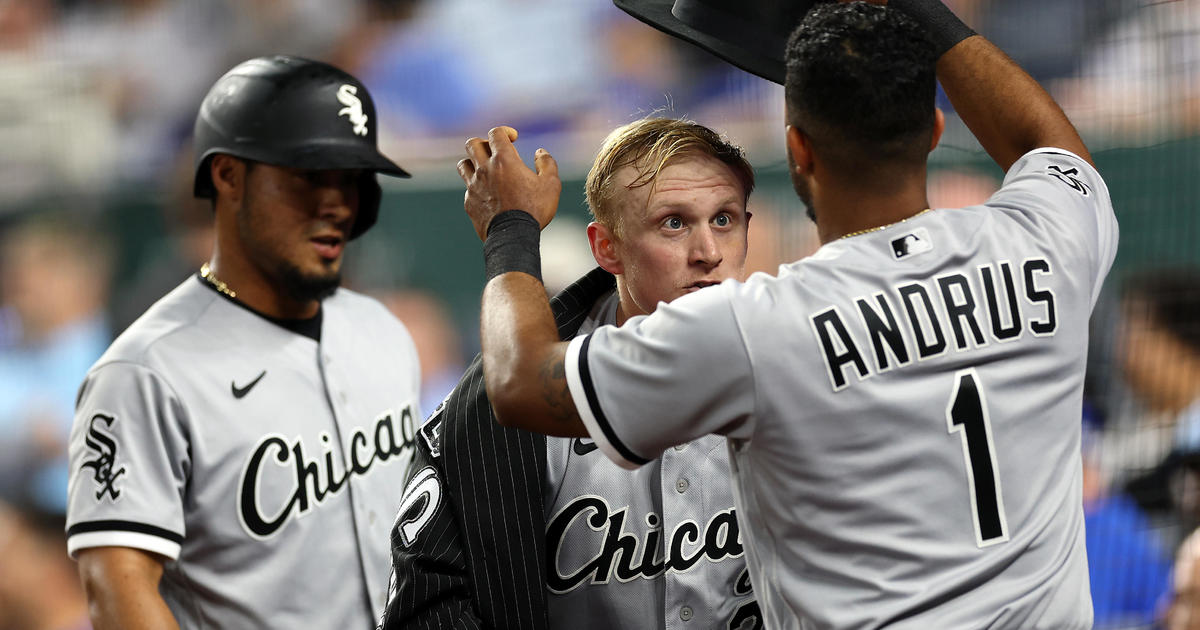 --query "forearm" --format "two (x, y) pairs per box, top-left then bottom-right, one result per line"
(937, 35), (1093, 170)
(88, 593), (179, 630)
(480, 272), (585, 437)
(457, 126), (578, 436)
(78, 548), (180, 630)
